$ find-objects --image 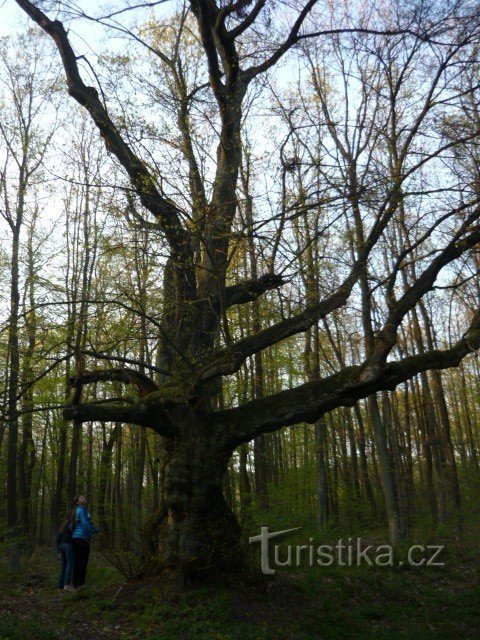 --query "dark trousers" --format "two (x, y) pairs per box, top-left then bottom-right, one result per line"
(72, 538), (90, 587)
(59, 542), (74, 588)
